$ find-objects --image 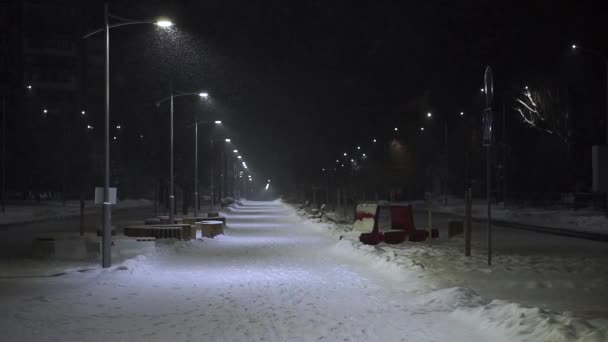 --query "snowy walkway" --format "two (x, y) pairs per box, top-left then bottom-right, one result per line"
(0, 201), (497, 342)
